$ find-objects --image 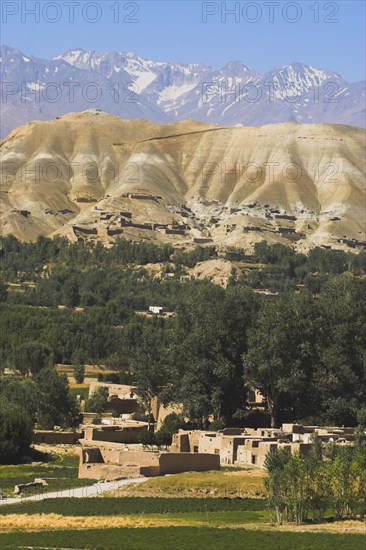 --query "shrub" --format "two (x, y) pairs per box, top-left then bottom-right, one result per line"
(98, 371), (134, 385)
